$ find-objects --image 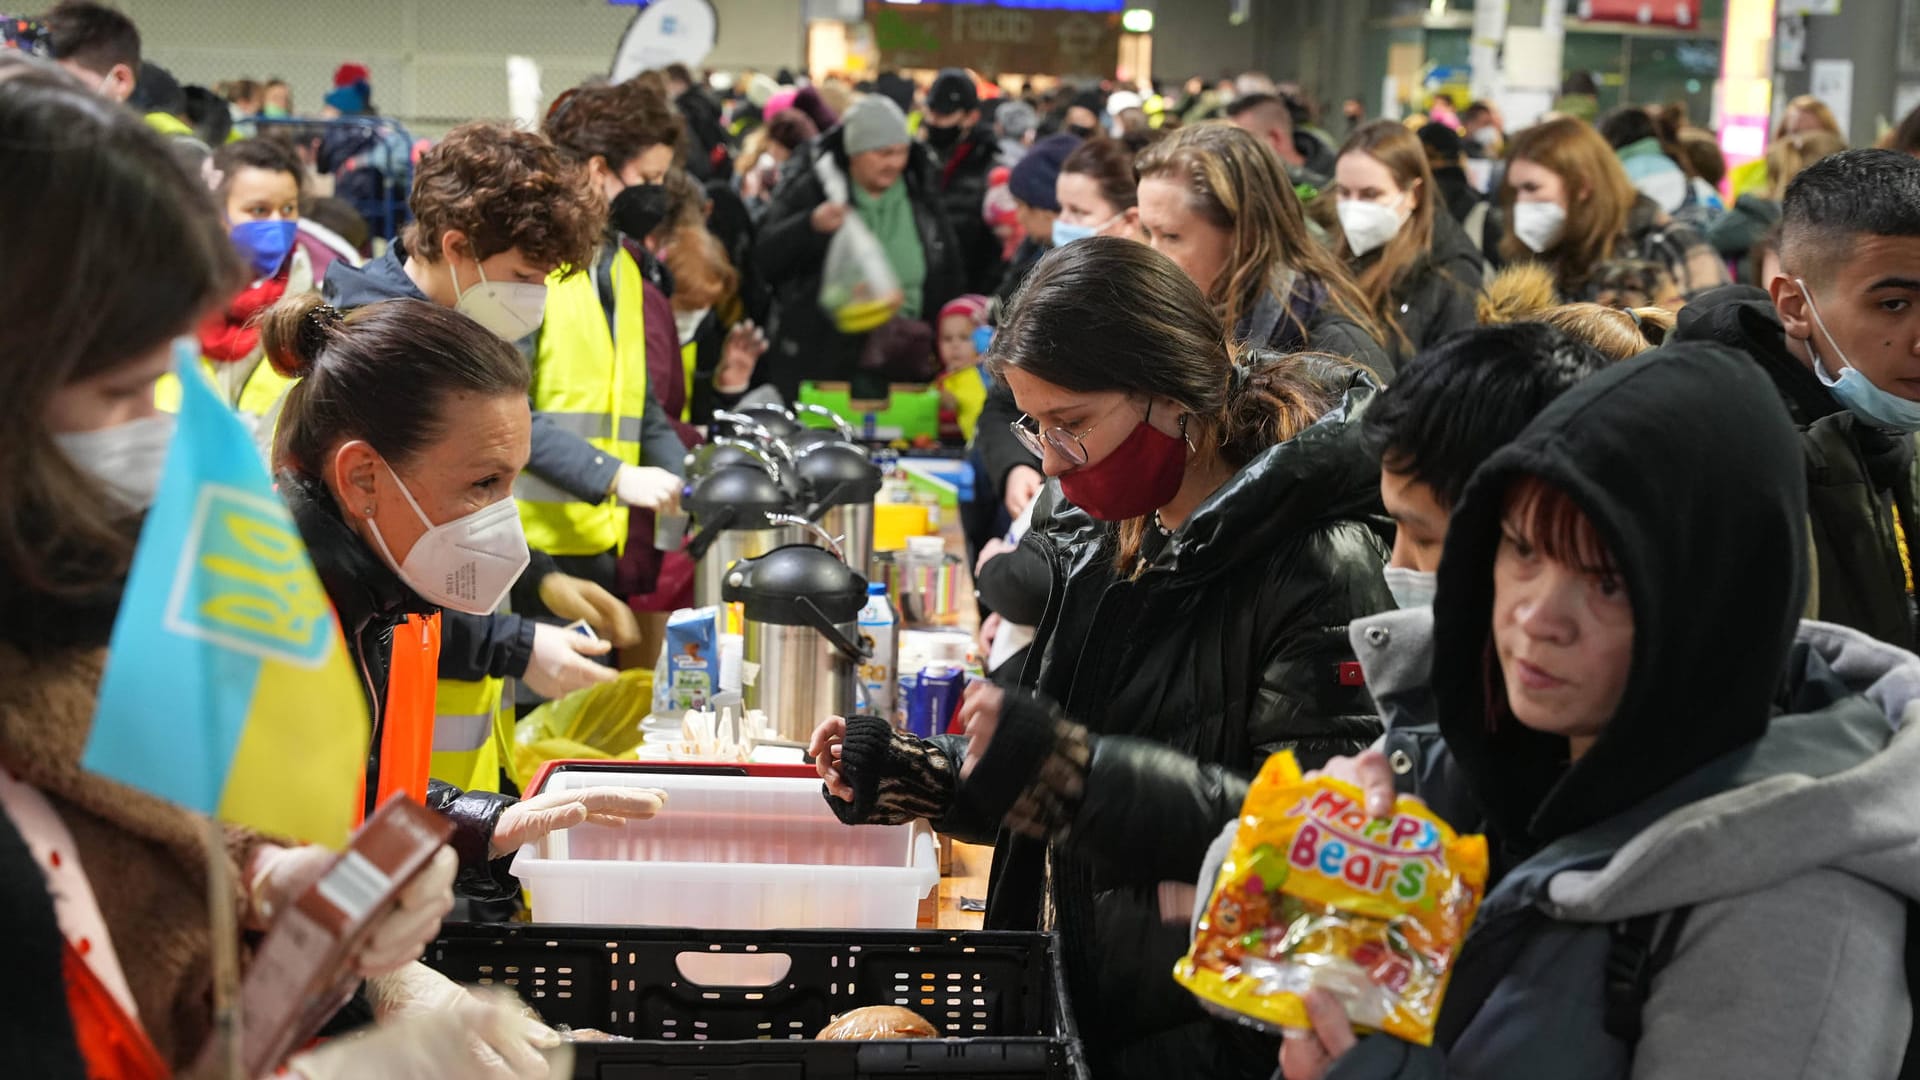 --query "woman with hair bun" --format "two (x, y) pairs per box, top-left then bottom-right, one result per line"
(260, 294), (668, 901)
